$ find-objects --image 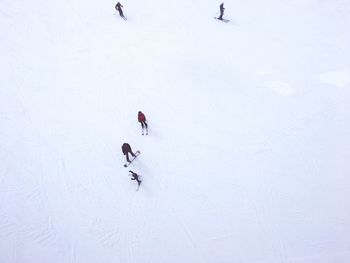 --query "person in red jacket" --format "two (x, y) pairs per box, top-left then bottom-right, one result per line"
(138, 111), (148, 135)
